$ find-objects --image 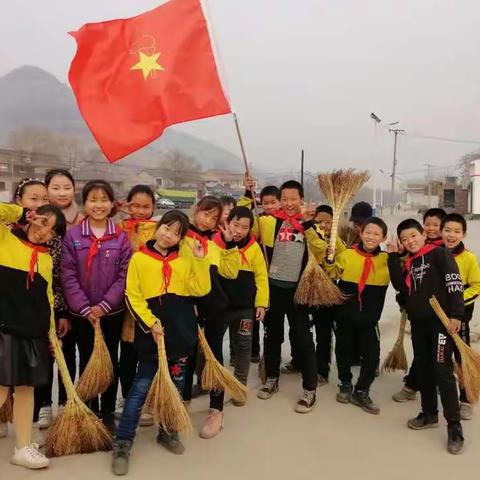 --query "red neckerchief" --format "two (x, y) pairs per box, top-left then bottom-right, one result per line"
(426, 237), (443, 247)
(272, 209), (304, 233)
(18, 239), (49, 289)
(239, 236), (256, 265)
(186, 229), (209, 255)
(404, 244), (438, 294)
(87, 230), (119, 278)
(139, 245), (179, 293)
(352, 244), (378, 310)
